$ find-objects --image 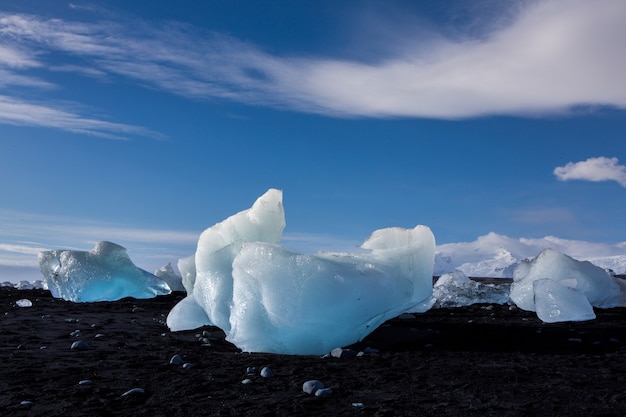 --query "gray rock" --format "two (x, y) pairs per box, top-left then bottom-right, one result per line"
(260, 367), (273, 378)
(70, 341), (89, 351)
(315, 388), (333, 397)
(302, 380), (324, 395)
(169, 354), (184, 365)
(121, 388), (145, 397)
